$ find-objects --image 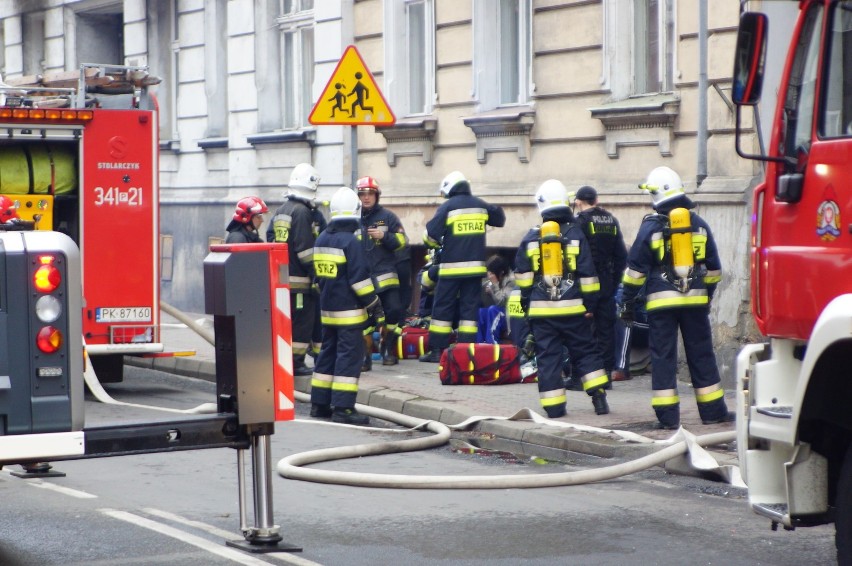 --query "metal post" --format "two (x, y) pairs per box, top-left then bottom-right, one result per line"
(350, 126), (358, 189)
(250, 433), (277, 537)
(237, 448), (248, 534)
(697, 0), (708, 186)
